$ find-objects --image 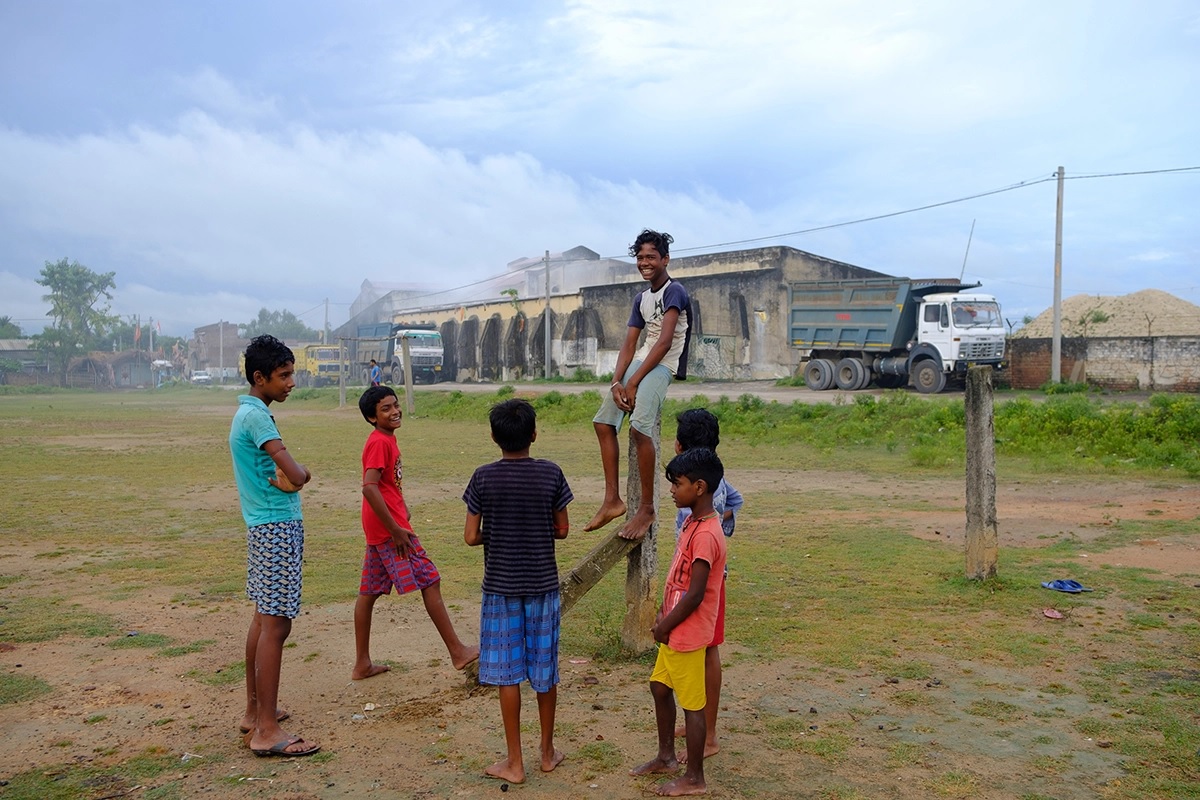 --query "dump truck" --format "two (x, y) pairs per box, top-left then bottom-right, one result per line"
(293, 343), (345, 387)
(789, 278), (1005, 393)
(356, 322), (444, 385)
